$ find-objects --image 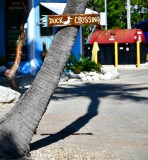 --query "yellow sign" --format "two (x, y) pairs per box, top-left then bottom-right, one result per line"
(40, 14), (100, 27)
